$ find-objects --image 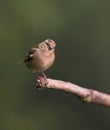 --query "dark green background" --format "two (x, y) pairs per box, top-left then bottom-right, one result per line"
(1, 0), (110, 130)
